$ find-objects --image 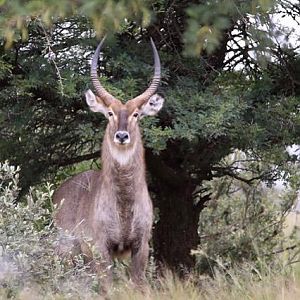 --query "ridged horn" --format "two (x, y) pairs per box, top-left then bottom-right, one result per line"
(91, 36), (116, 106)
(129, 38), (161, 107)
